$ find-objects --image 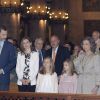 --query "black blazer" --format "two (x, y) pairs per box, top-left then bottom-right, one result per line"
(46, 45), (70, 76)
